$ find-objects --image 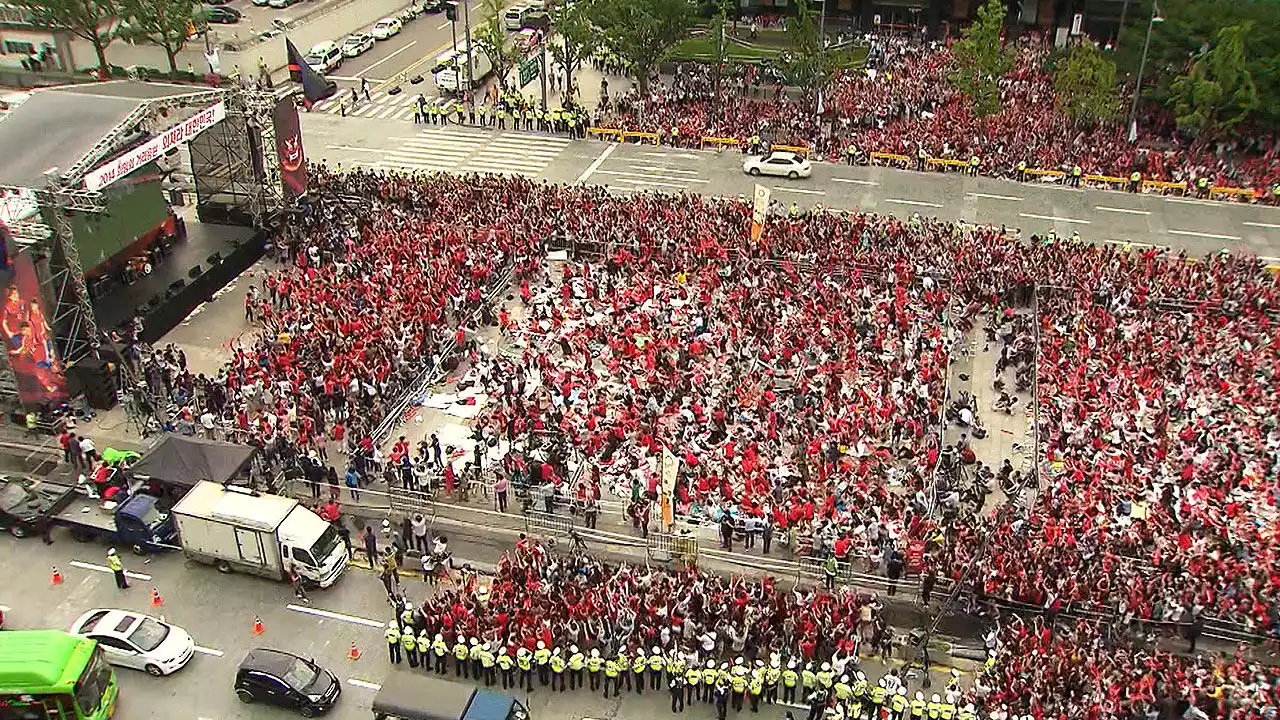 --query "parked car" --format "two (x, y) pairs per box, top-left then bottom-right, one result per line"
(235, 649), (341, 717)
(70, 609), (196, 677)
(0, 474), (63, 538)
(743, 151), (812, 179)
(269, 0), (302, 8)
(341, 33), (374, 57)
(205, 0), (234, 5)
(371, 17), (403, 39)
(521, 10), (550, 30)
(206, 6), (242, 23)
(251, 0), (271, 6)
